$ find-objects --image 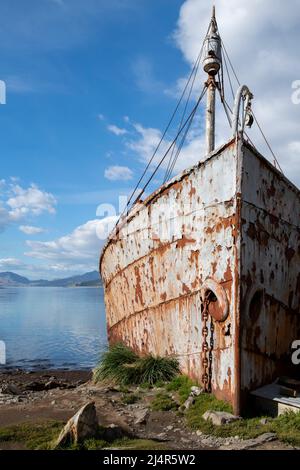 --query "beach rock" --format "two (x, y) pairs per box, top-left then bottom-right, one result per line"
(190, 386), (203, 397)
(219, 433), (277, 450)
(134, 409), (149, 425)
(45, 379), (60, 390)
(202, 410), (242, 426)
(55, 401), (98, 447)
(0, 383), (22, 395)
(182, 396), (195, 410)
(103, 424), (127, 441)
(24, 381), (46, 392)
(259, 417), (271, 425)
